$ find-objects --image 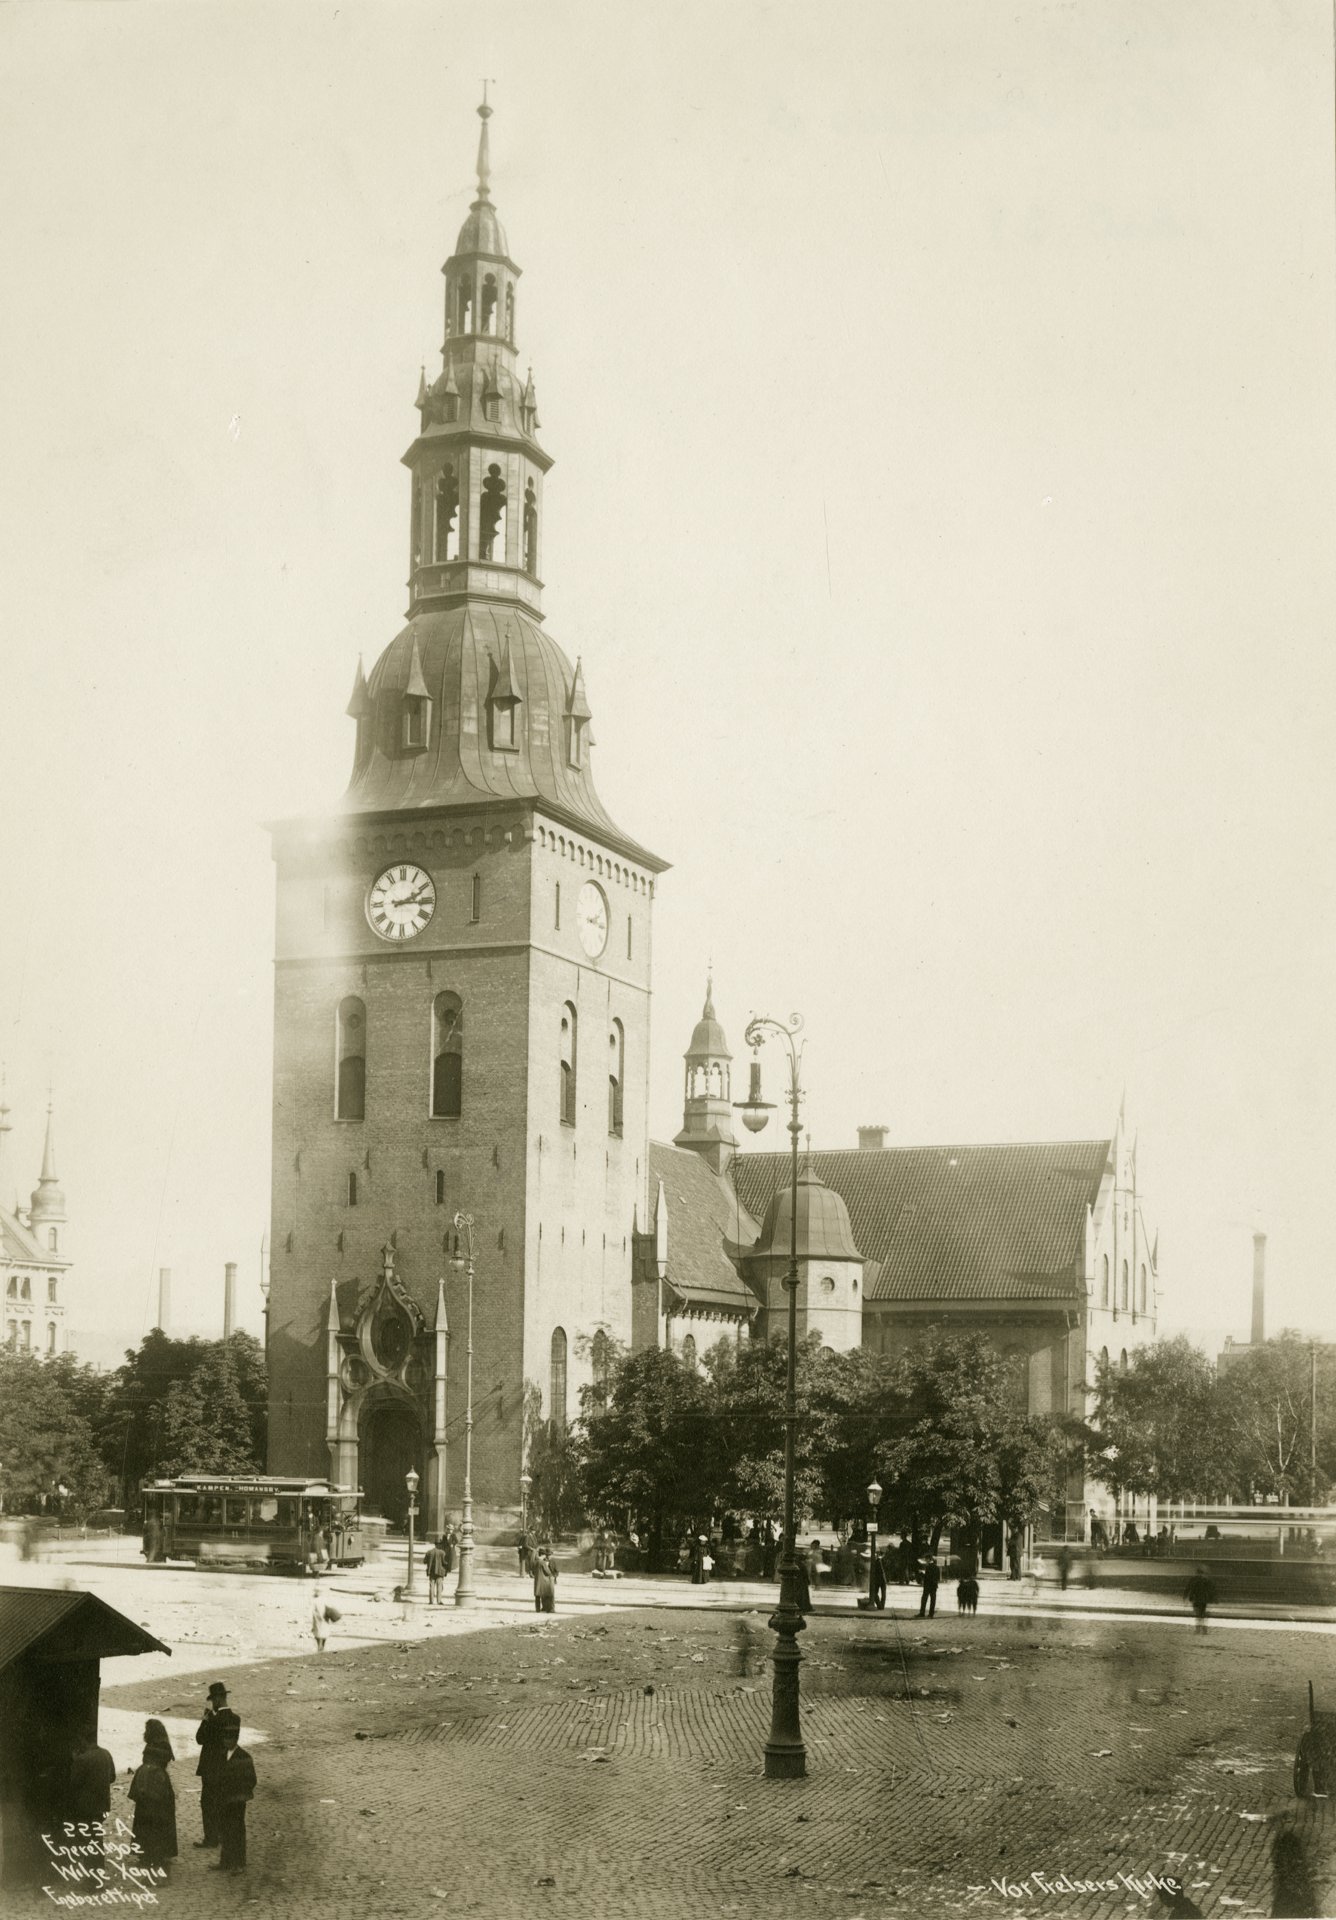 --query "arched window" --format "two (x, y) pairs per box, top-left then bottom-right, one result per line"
(479, 464), (507, 562)
(550, 1327), (568, 1430)
(592, 1329), (610, 1386)
(456, 275), (473, 334)
(410, 477), (423, 570)
(480, 273), (497, 334)
(1002, 1346), (1028, 1411)
(336, 997), (366, 1120)
(431, 992), (463, 1119)
(523, 481), (538, 577)
(681, 1333), (697, 1369)
(1139, 1264), (1147, 1314)
(1120, 1261), (1129, 1311)
(560, 1004), (577, 1126)
(608, 1019), (624, 1136)
(1119, 1348), (1129, 1373)
(1100, 1254), (1109, 1308)
(47, 1228), (57, 1252)
(1099, 1345), (1109, 1375)
(434, 466), (459, 562)
(505, 285), (515, 342)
